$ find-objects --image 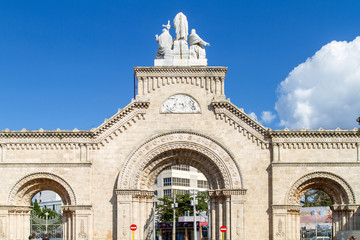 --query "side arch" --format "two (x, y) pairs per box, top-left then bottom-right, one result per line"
(117, 130), (244, 190)
(286, 171), (356, 205)
(7, 172), (77, 206)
